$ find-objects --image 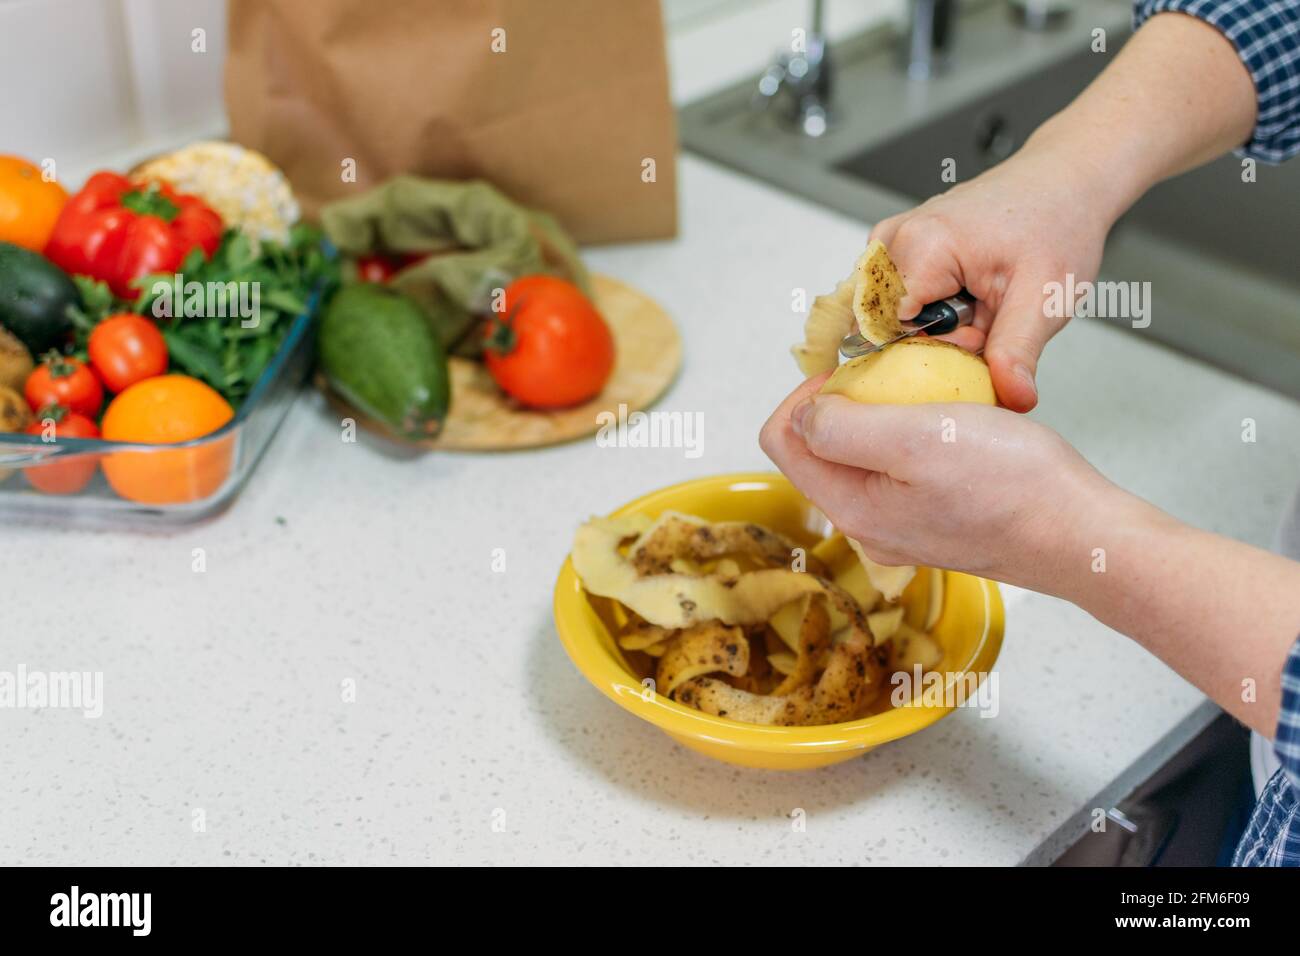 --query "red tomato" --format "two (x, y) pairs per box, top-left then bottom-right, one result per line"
(356, 255), (398, 283)
(23, 407), (100, 494)
(483, 276), (614, 409)
(24, 353), (103, 417)
(88, 312), (168, 393)
(355, 252), (433, 282)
